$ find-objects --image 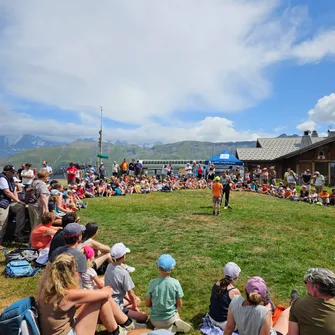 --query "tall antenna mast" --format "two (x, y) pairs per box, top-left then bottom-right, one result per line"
(98, 106), (103, 166)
